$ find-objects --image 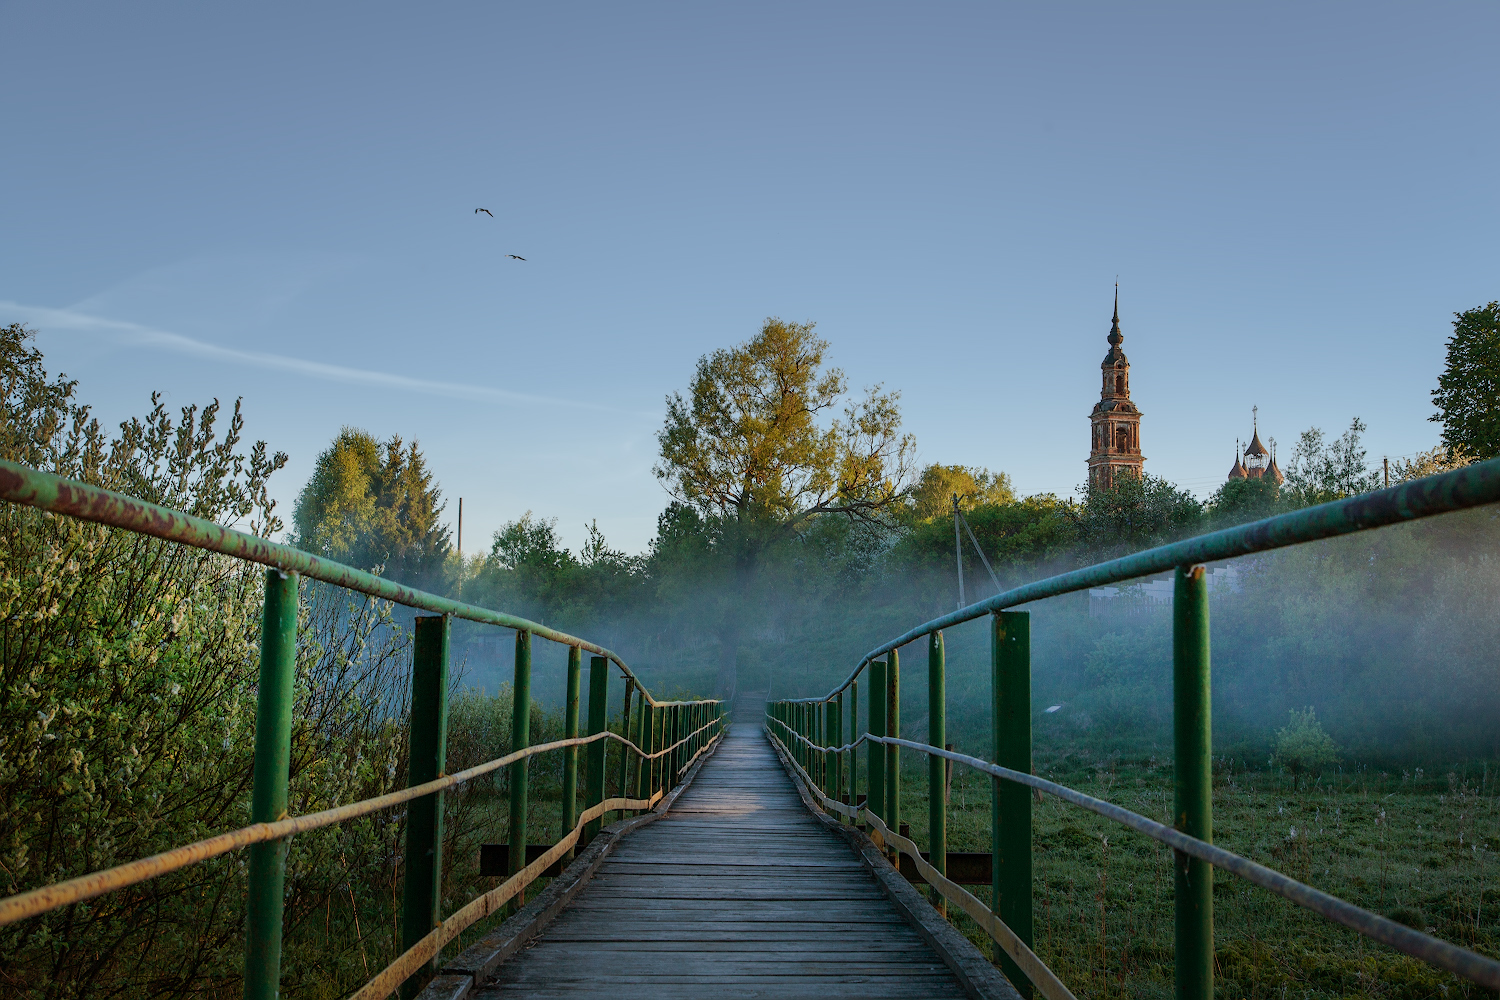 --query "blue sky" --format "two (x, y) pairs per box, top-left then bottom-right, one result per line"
(4, 3), (1497, 554)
